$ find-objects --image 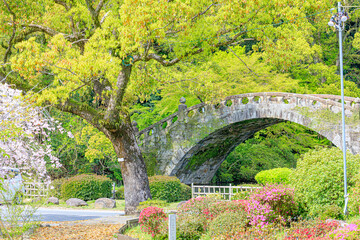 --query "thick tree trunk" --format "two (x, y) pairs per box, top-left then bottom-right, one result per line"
(105, 122), (151, 215)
